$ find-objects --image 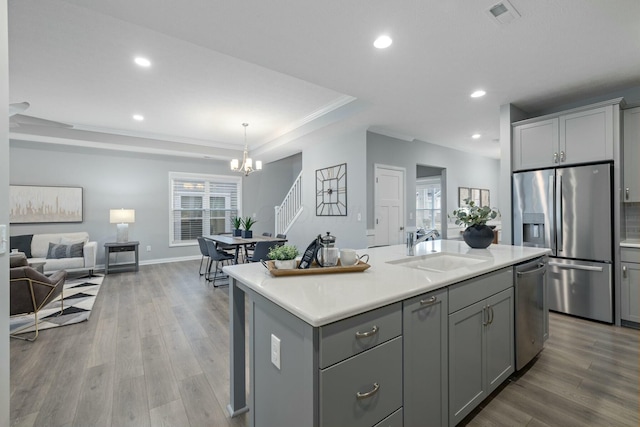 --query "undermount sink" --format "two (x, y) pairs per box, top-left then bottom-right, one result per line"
(387, 252), (489, 273)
